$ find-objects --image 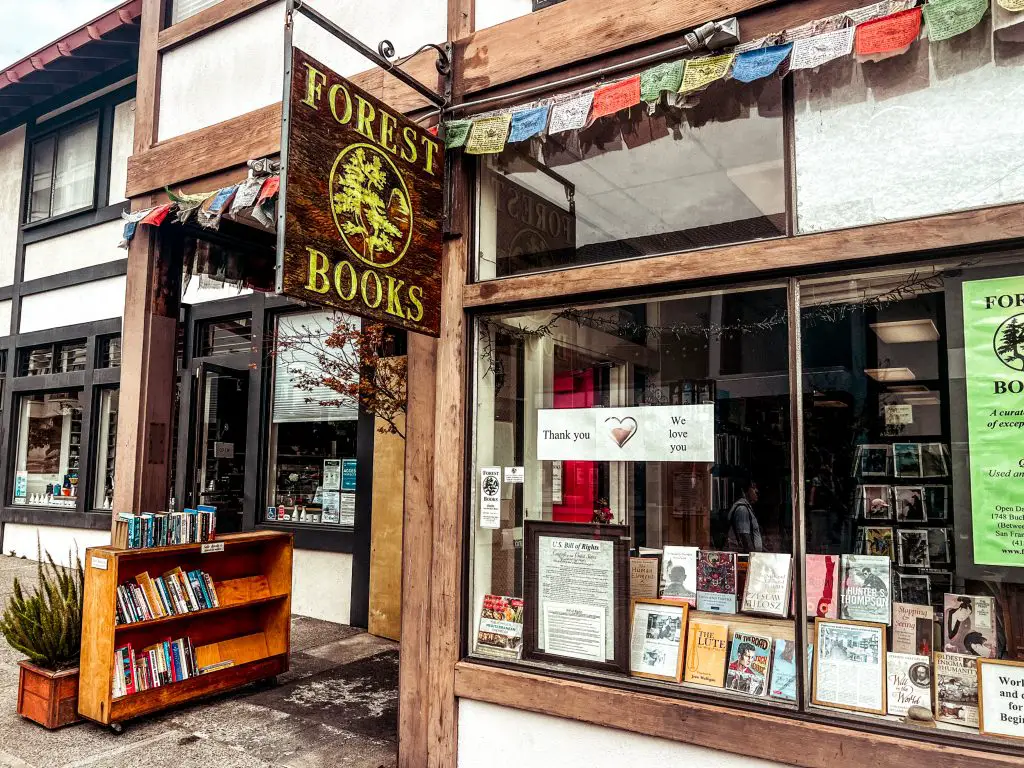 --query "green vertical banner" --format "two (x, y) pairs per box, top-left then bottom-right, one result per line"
(963, 276), (1024, 567)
